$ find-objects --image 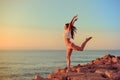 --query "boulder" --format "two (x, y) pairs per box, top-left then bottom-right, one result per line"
(35, 54), (120, 80)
